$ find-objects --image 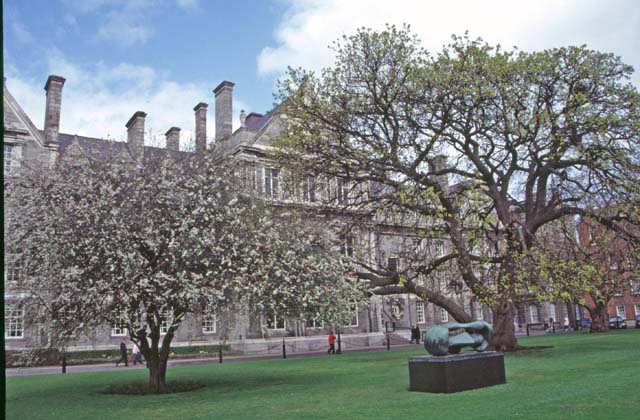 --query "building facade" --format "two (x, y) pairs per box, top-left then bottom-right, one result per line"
(5, 75), (483, 352)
